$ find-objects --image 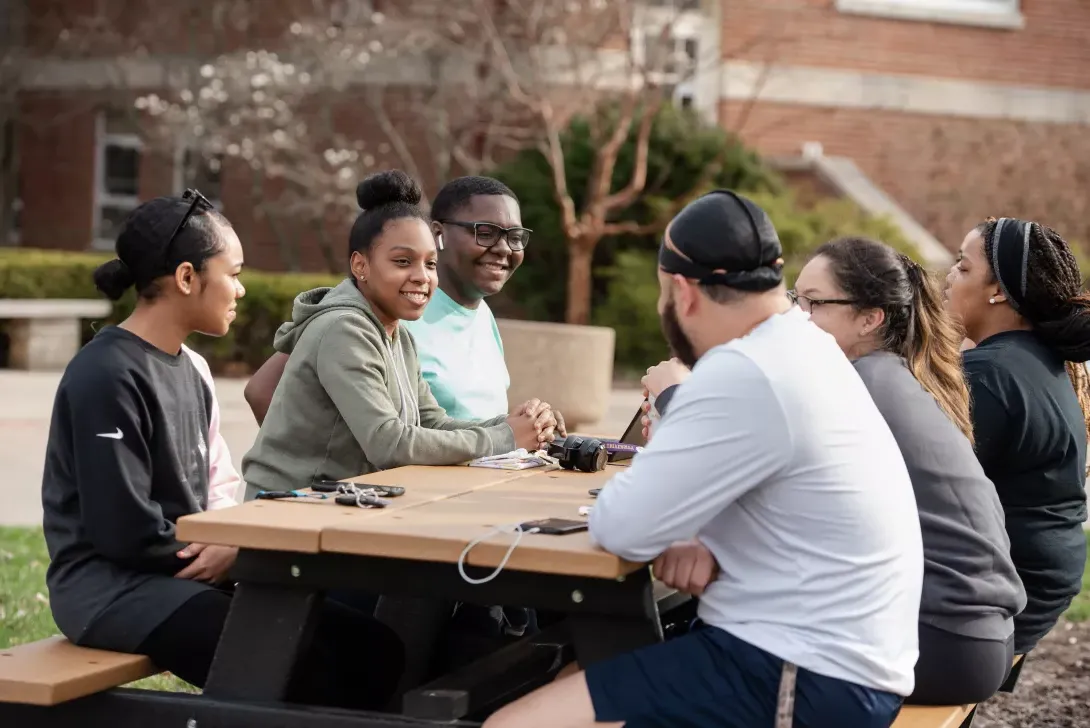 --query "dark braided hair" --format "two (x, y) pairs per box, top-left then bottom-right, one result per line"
(815, 237), (974, 442)
(975, 217), (1090, 448)
(430, 176), (518, 222)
